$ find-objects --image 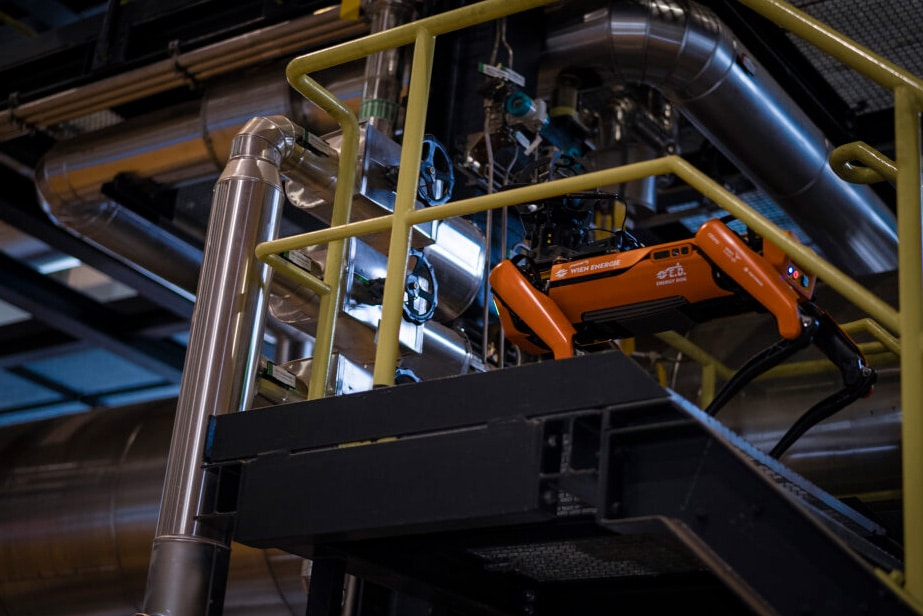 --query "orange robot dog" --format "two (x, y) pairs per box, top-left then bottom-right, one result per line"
(489, 195), (875, 458)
